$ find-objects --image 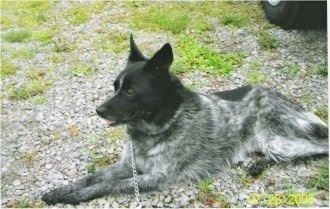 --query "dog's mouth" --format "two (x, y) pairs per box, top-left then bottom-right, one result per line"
(104, 110), (146, 126)
(105, 120), (119, 126)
